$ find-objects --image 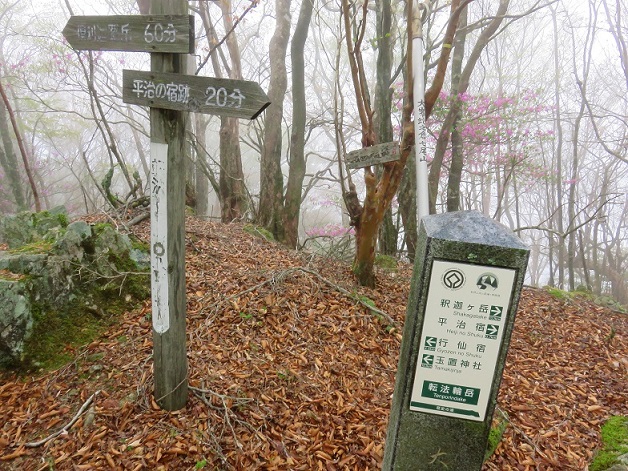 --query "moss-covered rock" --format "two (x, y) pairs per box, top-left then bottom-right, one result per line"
(0, 209), (149, 369)
(0, 279), (32, 368)
(0, 206), (68, 249)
